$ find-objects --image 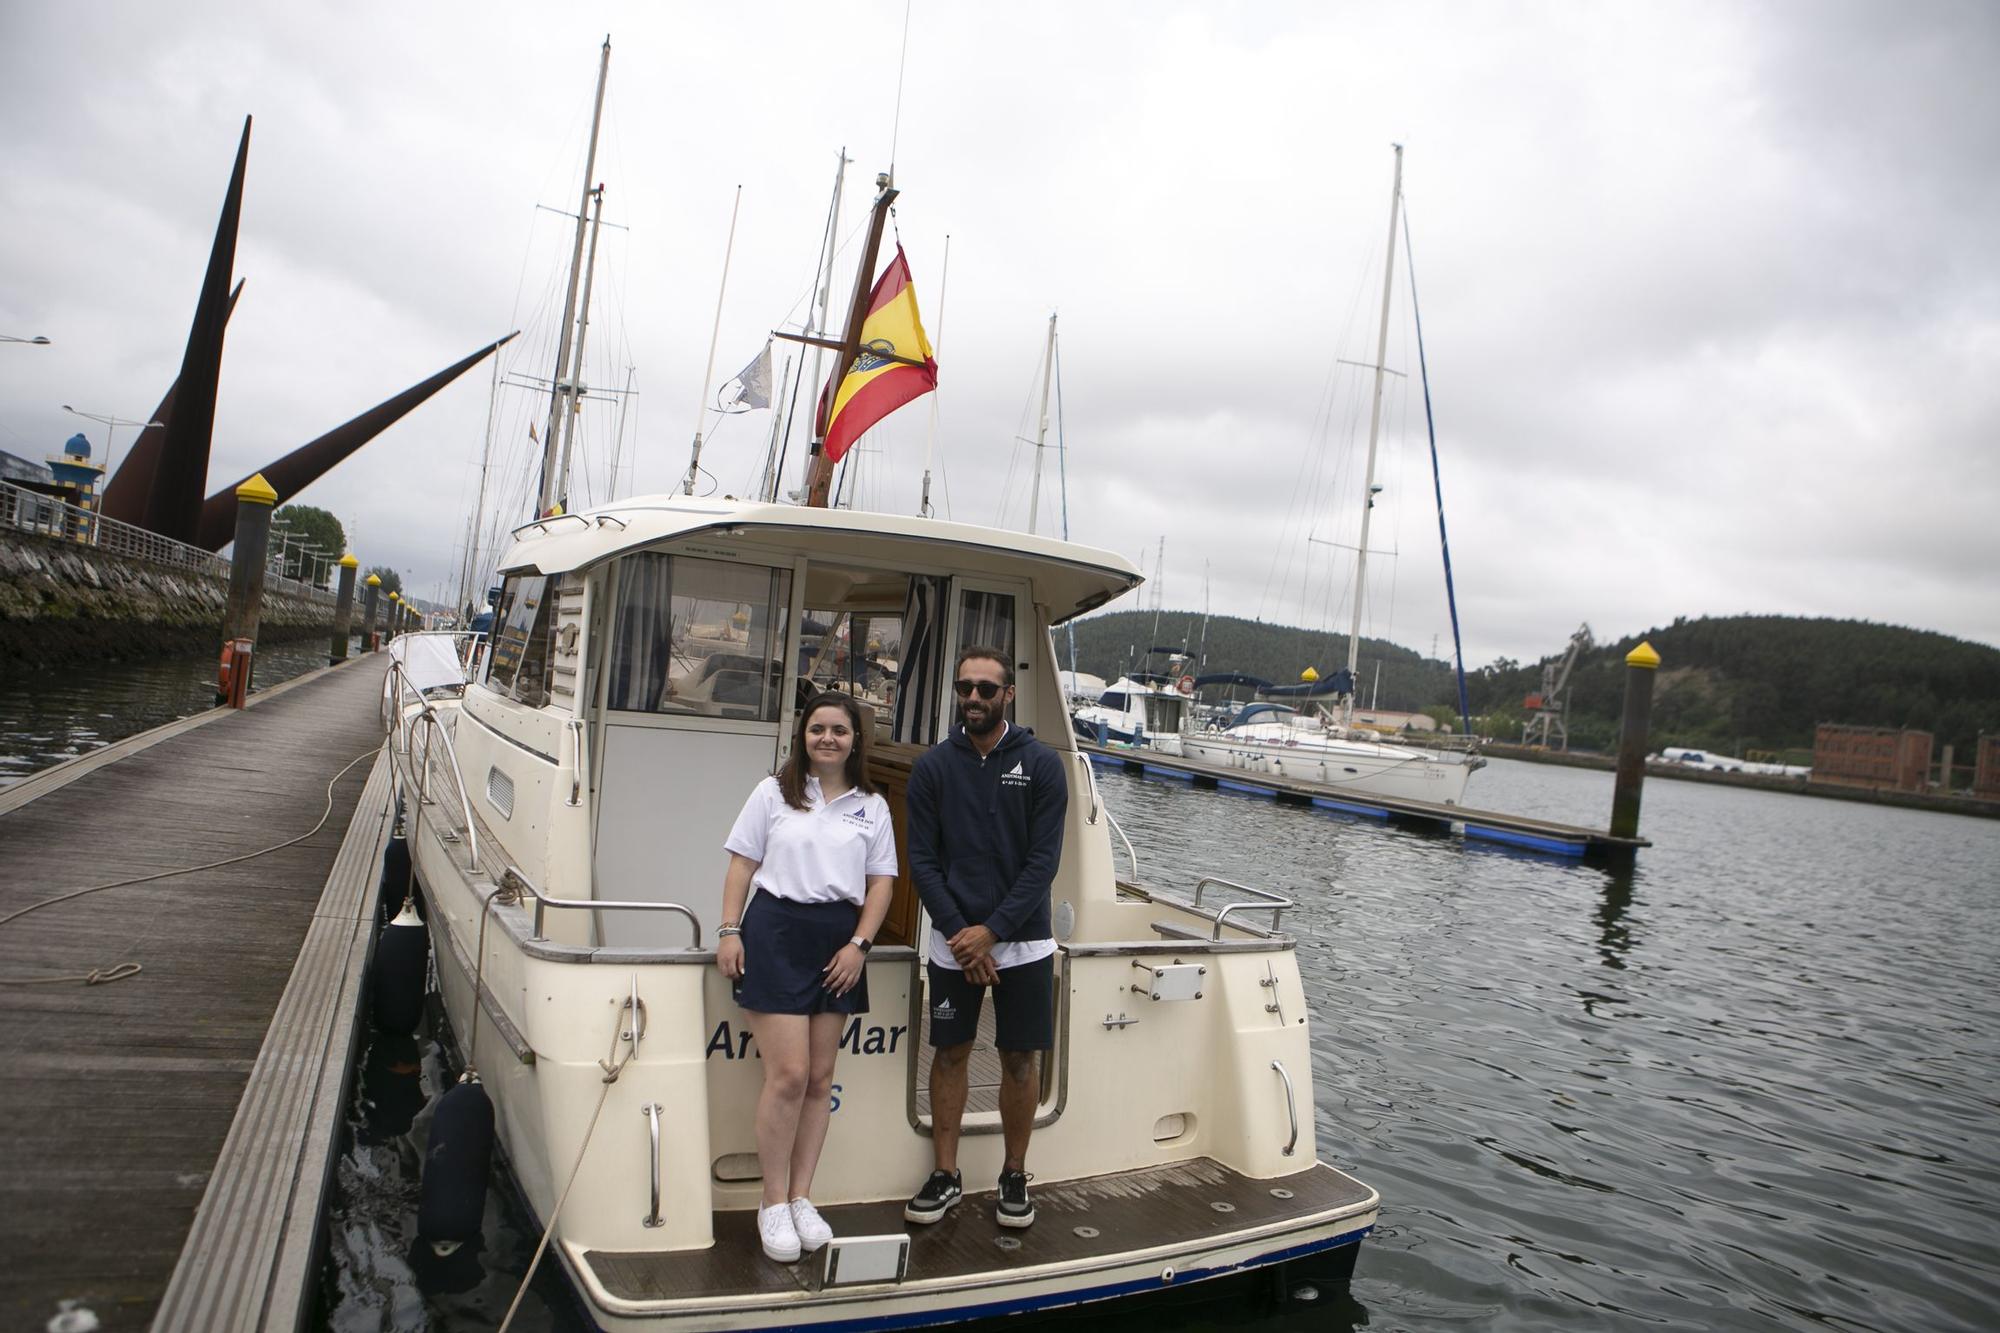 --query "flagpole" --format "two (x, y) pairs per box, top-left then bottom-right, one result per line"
(803, 173), (898, 509)
(918, 233), (950, 517)
(685, 185), (743, 495)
